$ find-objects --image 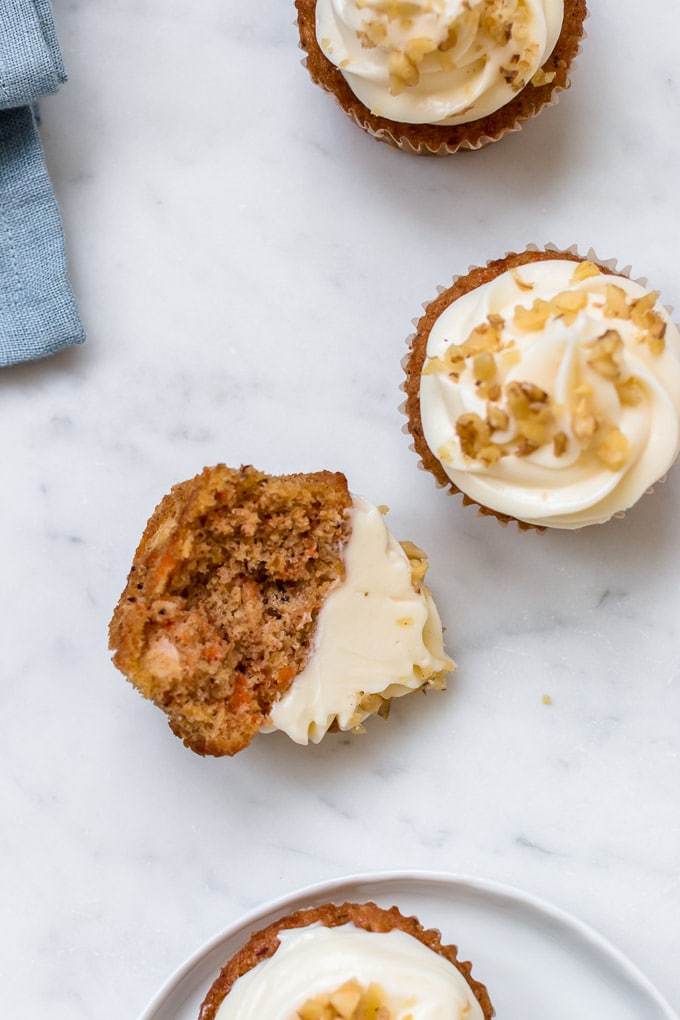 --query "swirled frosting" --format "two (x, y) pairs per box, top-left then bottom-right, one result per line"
(315, 0), (563, 125)
(418, 258), (680, 528)
(264, 495), (452, 743)
(214, 923), (485, 1020)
